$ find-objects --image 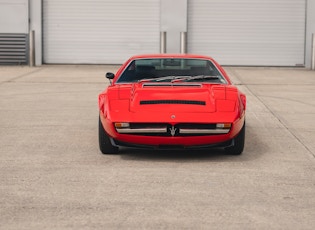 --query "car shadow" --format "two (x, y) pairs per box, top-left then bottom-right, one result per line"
(119, 147), (227, 162)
